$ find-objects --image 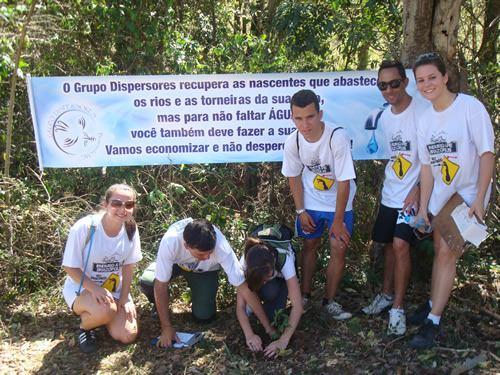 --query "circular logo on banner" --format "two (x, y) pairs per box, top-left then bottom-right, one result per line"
(50, 106), (101, 157)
